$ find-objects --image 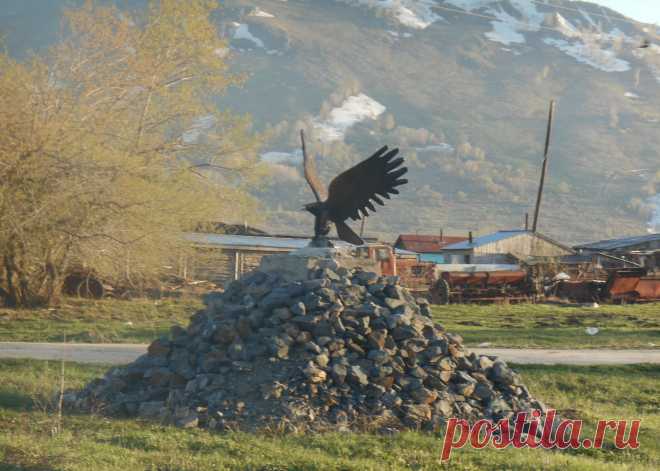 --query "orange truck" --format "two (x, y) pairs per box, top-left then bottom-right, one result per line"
(353, 244), (434, 294)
